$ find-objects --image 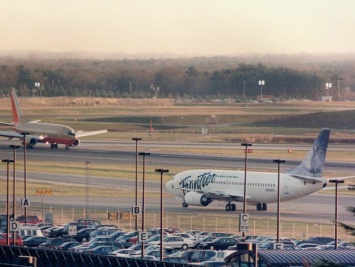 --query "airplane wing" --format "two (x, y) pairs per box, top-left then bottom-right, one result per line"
(0, 131), (43, 140)
(75, 129), (108, 138)
(0, 131), (24, 139)
(0, 122), (14, 126)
